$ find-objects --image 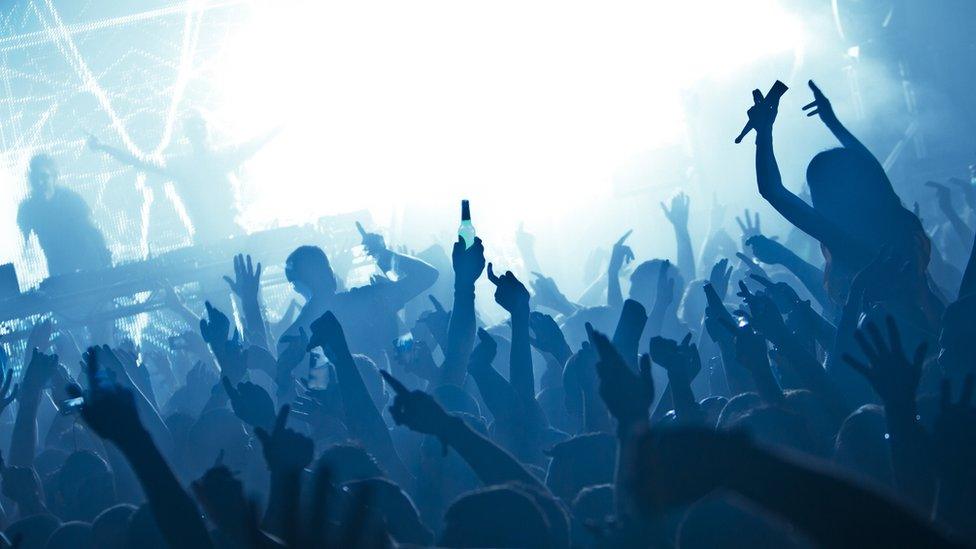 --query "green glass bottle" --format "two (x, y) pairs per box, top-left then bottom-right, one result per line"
(458, 199), (476, 249)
